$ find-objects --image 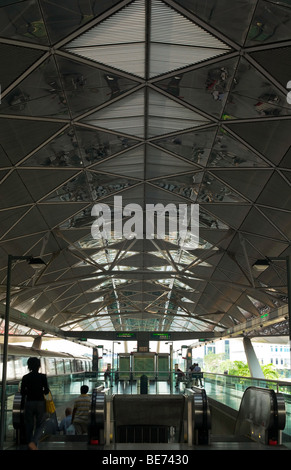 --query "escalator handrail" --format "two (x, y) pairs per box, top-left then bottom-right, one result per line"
(90, 386), (106, 429)
(193, 389), (211, 430)
(235, 386), (286, 436)
(12, 392), (25, 430)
